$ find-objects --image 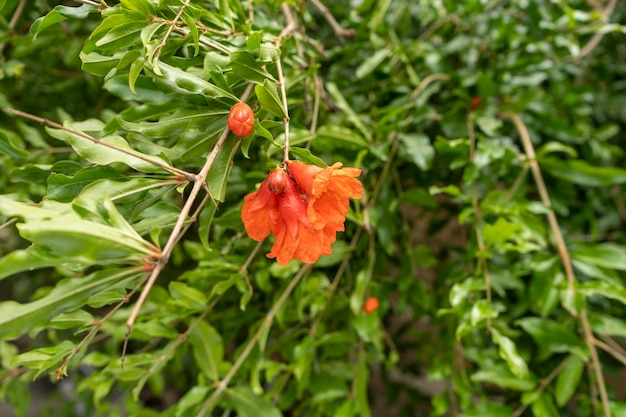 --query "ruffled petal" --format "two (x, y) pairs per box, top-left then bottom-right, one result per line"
(242, 161), (363, 265)
(241, 178), (279, 241)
